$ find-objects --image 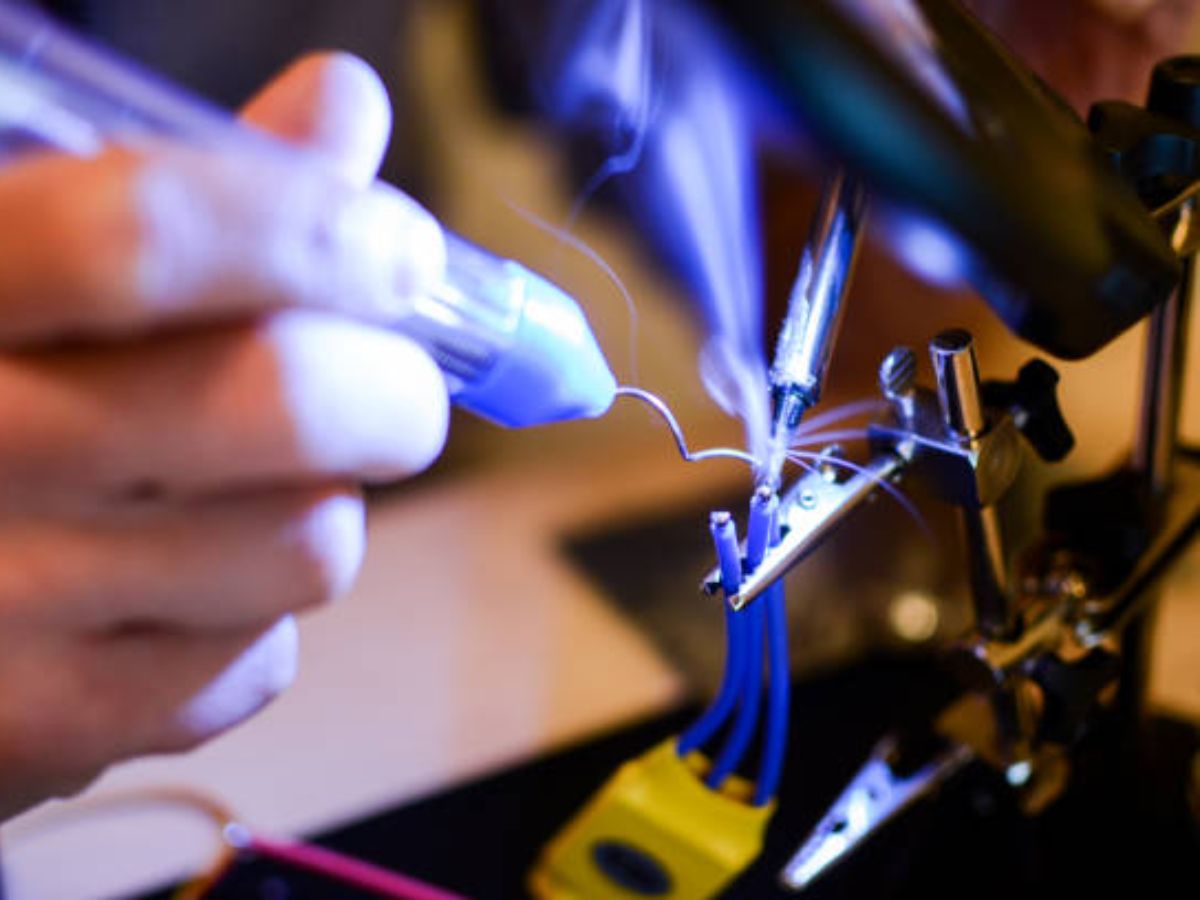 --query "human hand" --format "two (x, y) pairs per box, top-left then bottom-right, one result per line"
(0, 52), (448, 819)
